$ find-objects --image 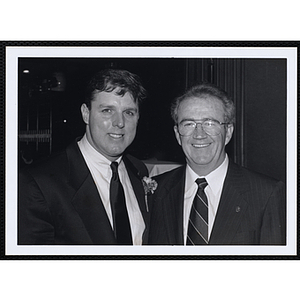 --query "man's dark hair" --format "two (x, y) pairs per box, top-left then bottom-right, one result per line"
(84, 69), (147, 109)
(171, 82), (236, 124)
